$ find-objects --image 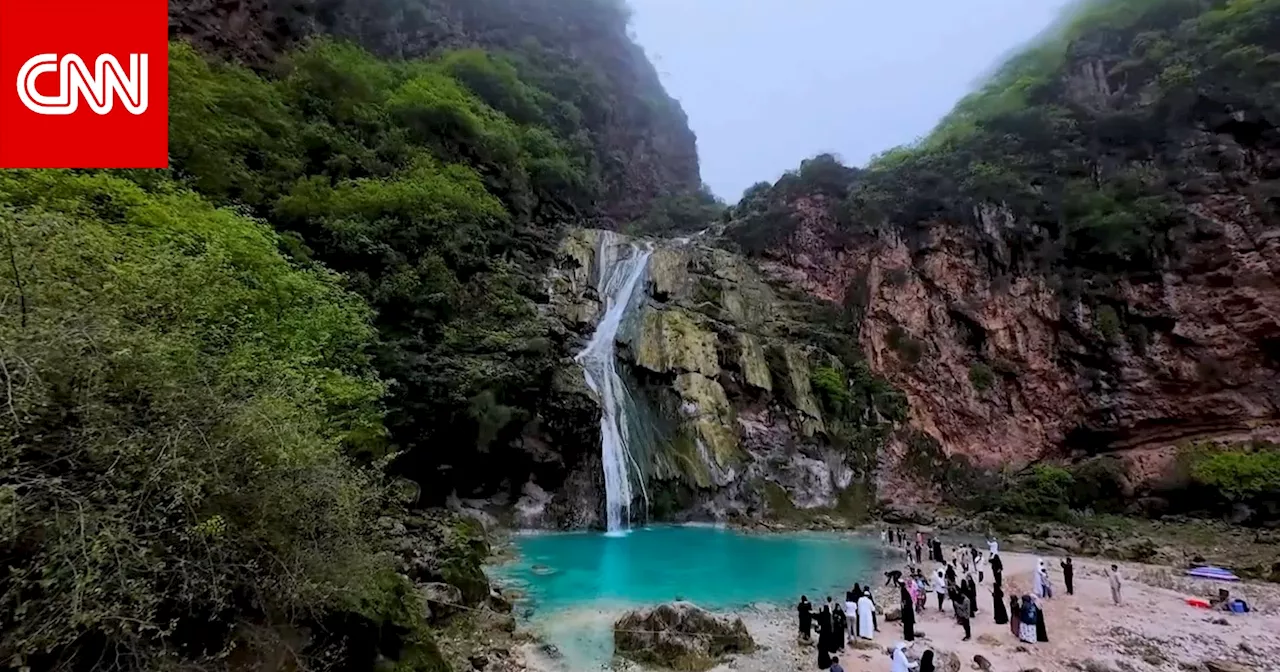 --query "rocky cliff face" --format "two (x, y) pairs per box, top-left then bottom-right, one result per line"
(729, 0), (1280, 501)
(757, 189), (1280, 494)
(168, 0), (700, 224)
(514, 228), (905, 527)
